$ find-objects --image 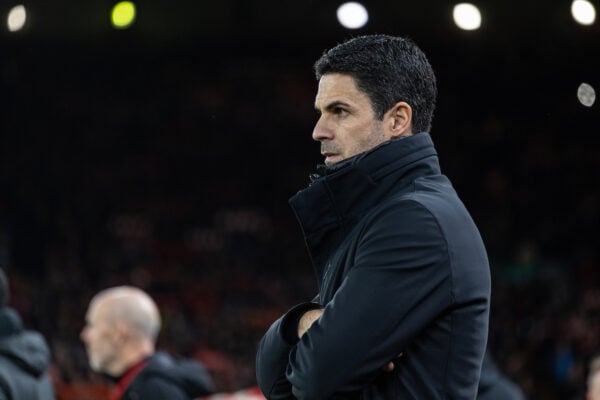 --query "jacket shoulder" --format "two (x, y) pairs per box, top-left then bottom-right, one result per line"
(126, 353), (215, 399)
